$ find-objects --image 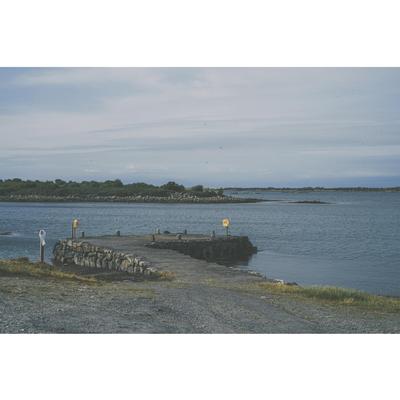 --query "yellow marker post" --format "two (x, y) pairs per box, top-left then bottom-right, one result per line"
(72, 218), (80, 240)
(222, 218), (230, 236)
